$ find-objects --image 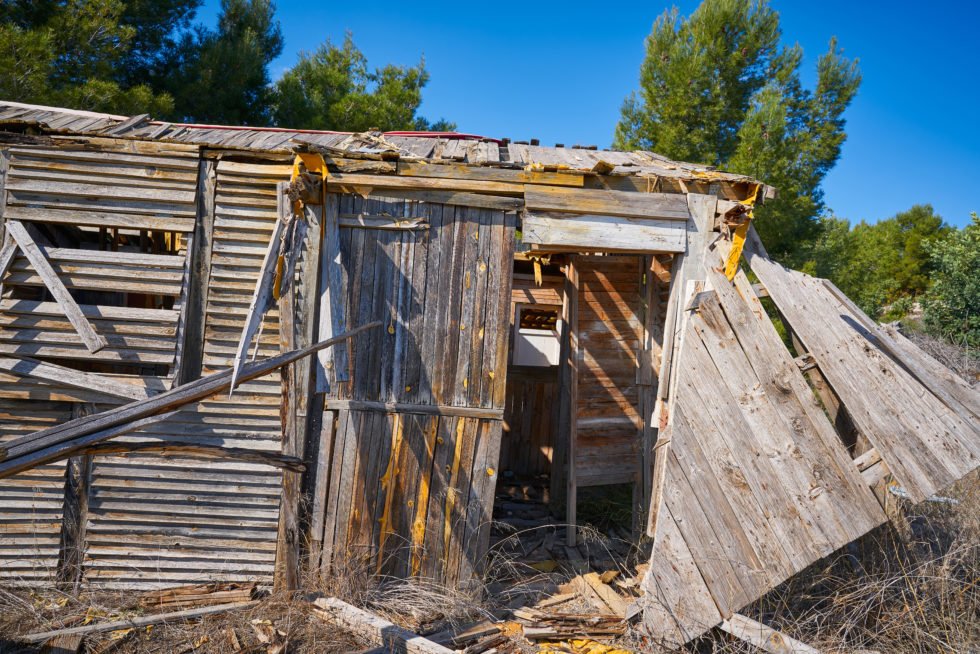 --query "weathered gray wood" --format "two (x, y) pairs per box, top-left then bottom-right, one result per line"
(646, 193), (715, 538)
(176, 157), (216, 385)
(564, 259), (579, 545)
(231, 183), (288, 389)
(0, 356), (150, 401)
(524, 185), (690, 220)
(0, 322), (380, 478)
(5, 220), (108, 353)
(719, 614), (821, 654)
(82, 441), (305, 471)
(55, 403), (94, 593)
(522, 211), (686, 252)
(363, 187), (523, 211)
(312, 597), (454, 654)
(323, 399), (503, 419)
(23, 601), (258, 642)
(276, 194), (322, 591)
(317, 193), (348, 391)
(339, 214), (429, 230)
(744, 226), (980, 503)
(824, 279), (980, 425)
